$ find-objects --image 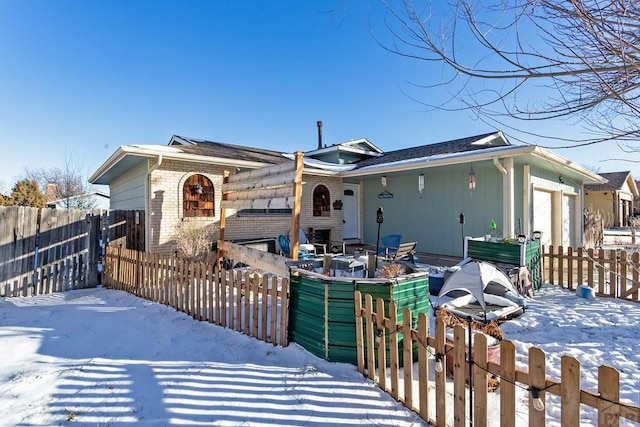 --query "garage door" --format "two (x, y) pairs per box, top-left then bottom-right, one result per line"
(533, 189), (553, 247)
(562, 194), (577, 248)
